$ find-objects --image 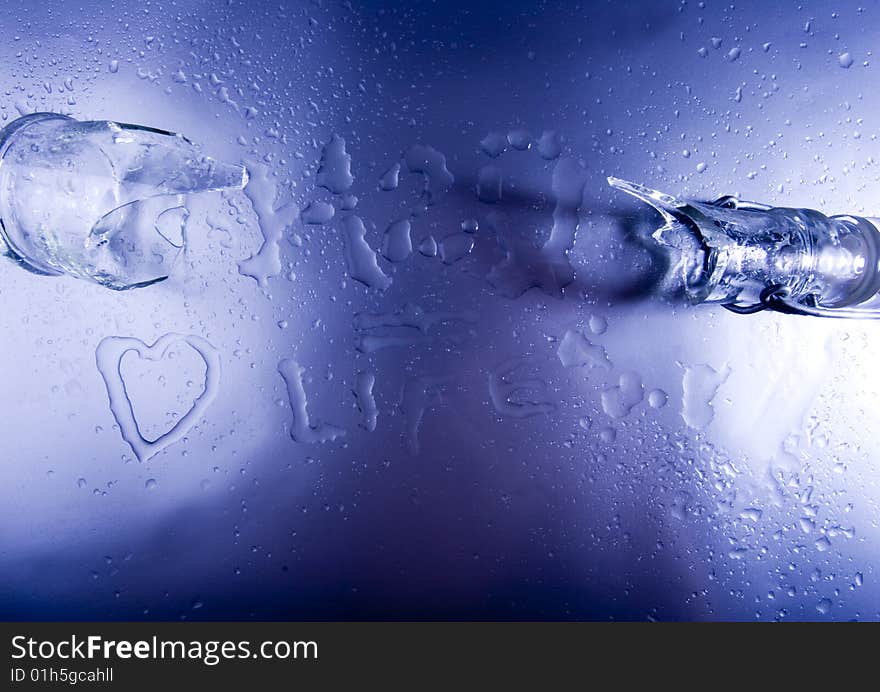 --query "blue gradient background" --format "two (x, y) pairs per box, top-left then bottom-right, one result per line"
(2, 0), (880, 621)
